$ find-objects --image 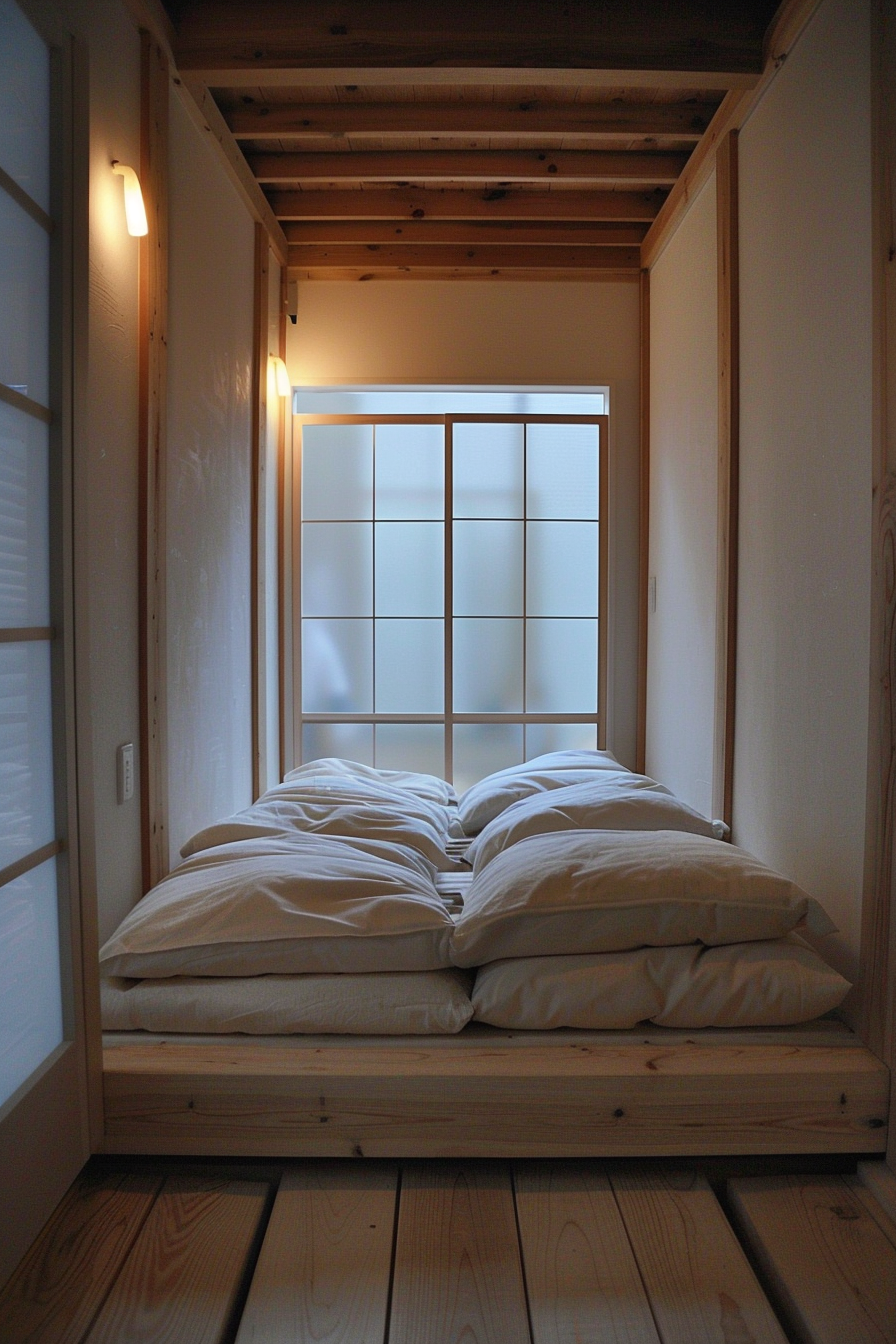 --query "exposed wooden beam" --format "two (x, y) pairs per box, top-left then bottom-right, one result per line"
(269, 187), (665, 222)
(287, 242), (640, 269)
(282, 220), (648, 246)
(227, 99), (719, 143)
(289, 266), (639, 282)
(251, 149), (689, 185)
